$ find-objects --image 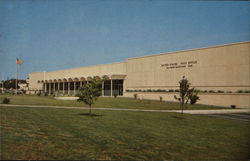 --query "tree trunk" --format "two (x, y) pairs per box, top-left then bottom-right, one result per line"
(89, 104), (92, 115)
(181, 99), (184, 117)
